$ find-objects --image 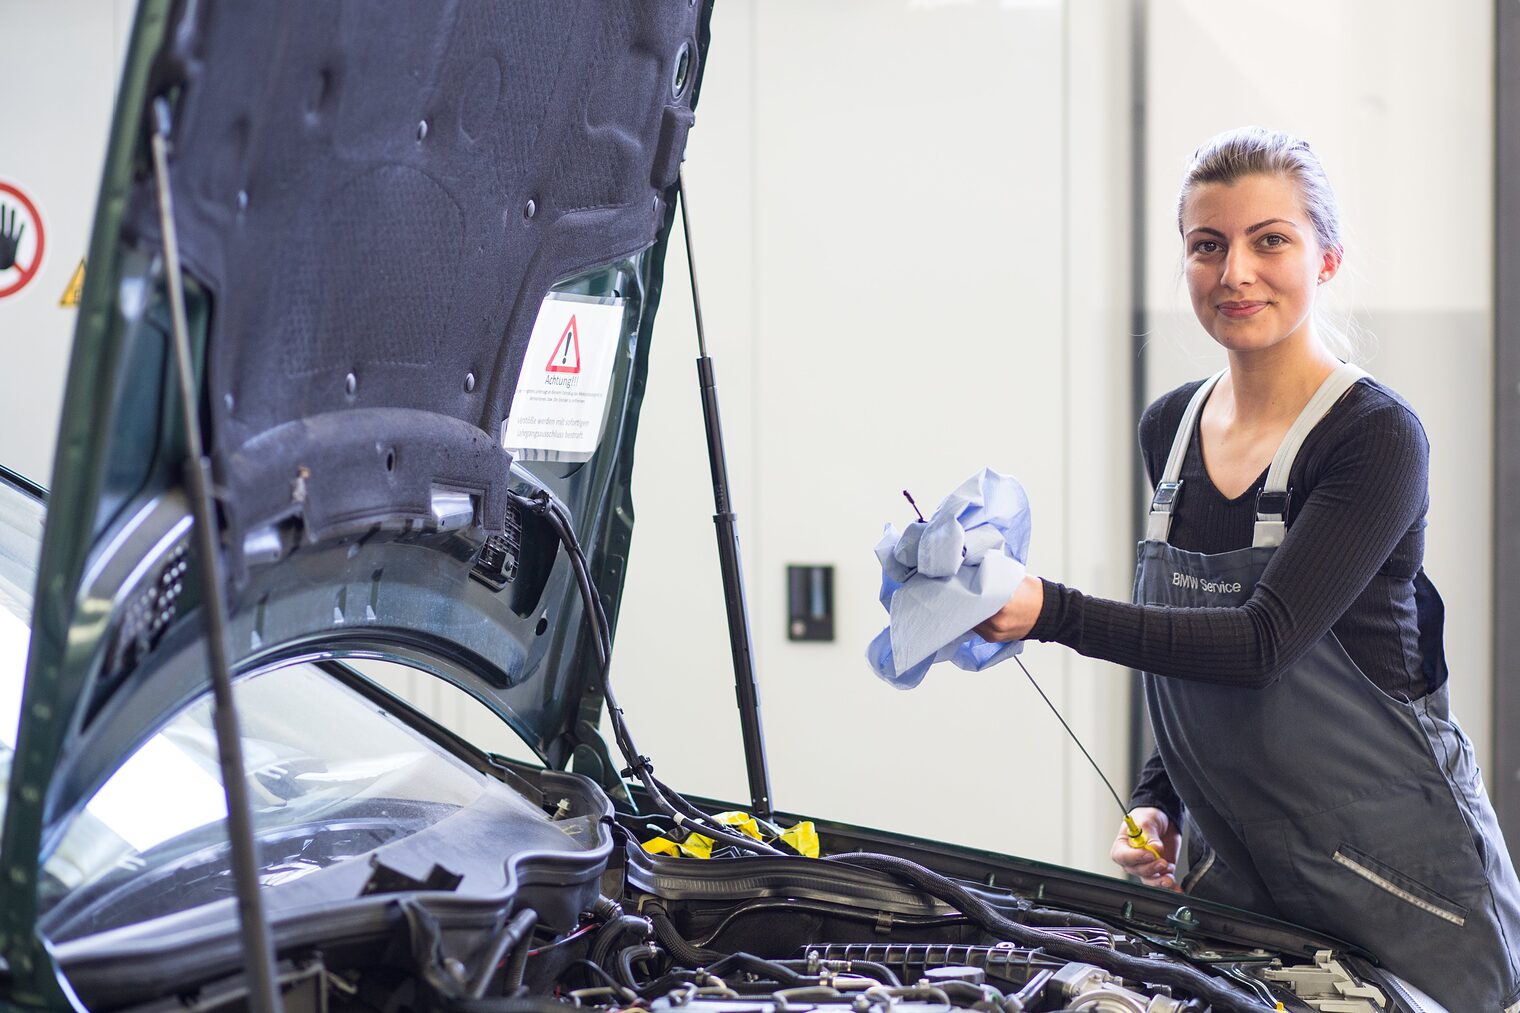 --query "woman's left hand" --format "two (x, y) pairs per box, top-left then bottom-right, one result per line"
(973, 574), (1044, 642)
